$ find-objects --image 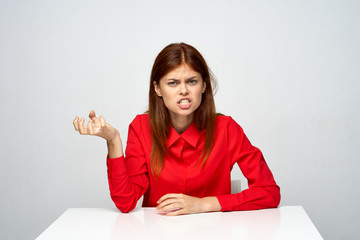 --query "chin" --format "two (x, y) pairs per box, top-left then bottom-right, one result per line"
(171, 110), (195, 118)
